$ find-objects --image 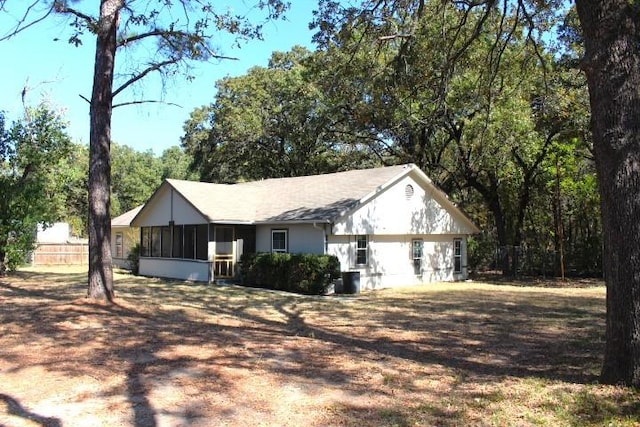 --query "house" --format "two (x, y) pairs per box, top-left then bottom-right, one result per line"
(128, 164), (480, 289)
(111, 205), (143, 269)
